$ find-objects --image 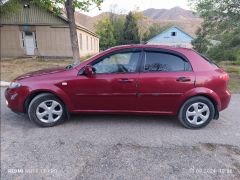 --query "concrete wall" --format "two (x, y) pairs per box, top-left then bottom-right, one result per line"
(77, 29), (99, 57)
(1, 25), (99, 58)
(35, 26), (72, 57)
(0, 26), (25, 57)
